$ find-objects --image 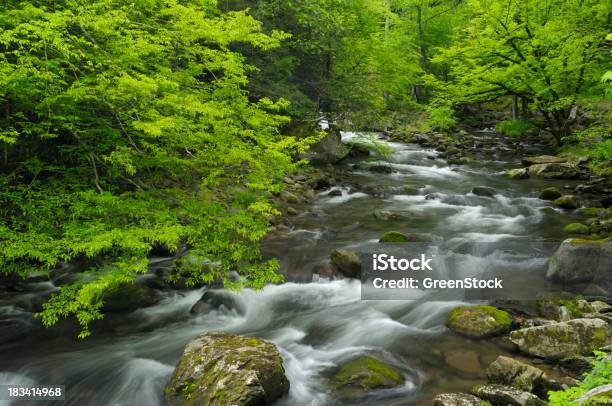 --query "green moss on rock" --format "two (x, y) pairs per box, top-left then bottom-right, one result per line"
(331, 356), (405, 393)
(379, 231), (410, 243)
(564, 223), (590, 235)
(446, 305), (513, 338)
